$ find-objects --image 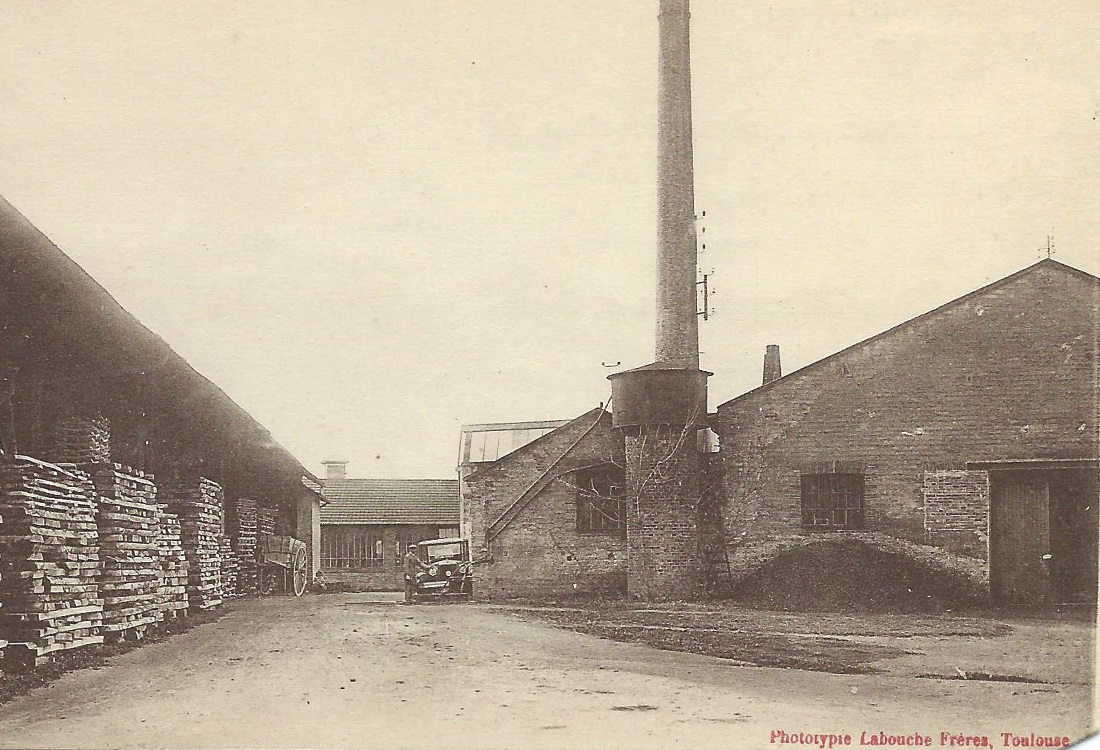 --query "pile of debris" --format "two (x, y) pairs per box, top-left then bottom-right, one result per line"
(728, 538), (984, 613)
(90, 464), (164, 640)
(0, 456), (103, 669)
